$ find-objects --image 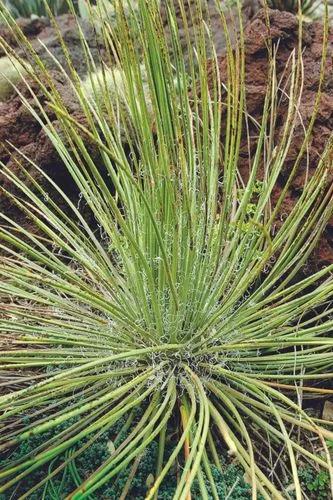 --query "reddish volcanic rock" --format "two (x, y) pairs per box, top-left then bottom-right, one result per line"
(214, 9), (333, 271)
